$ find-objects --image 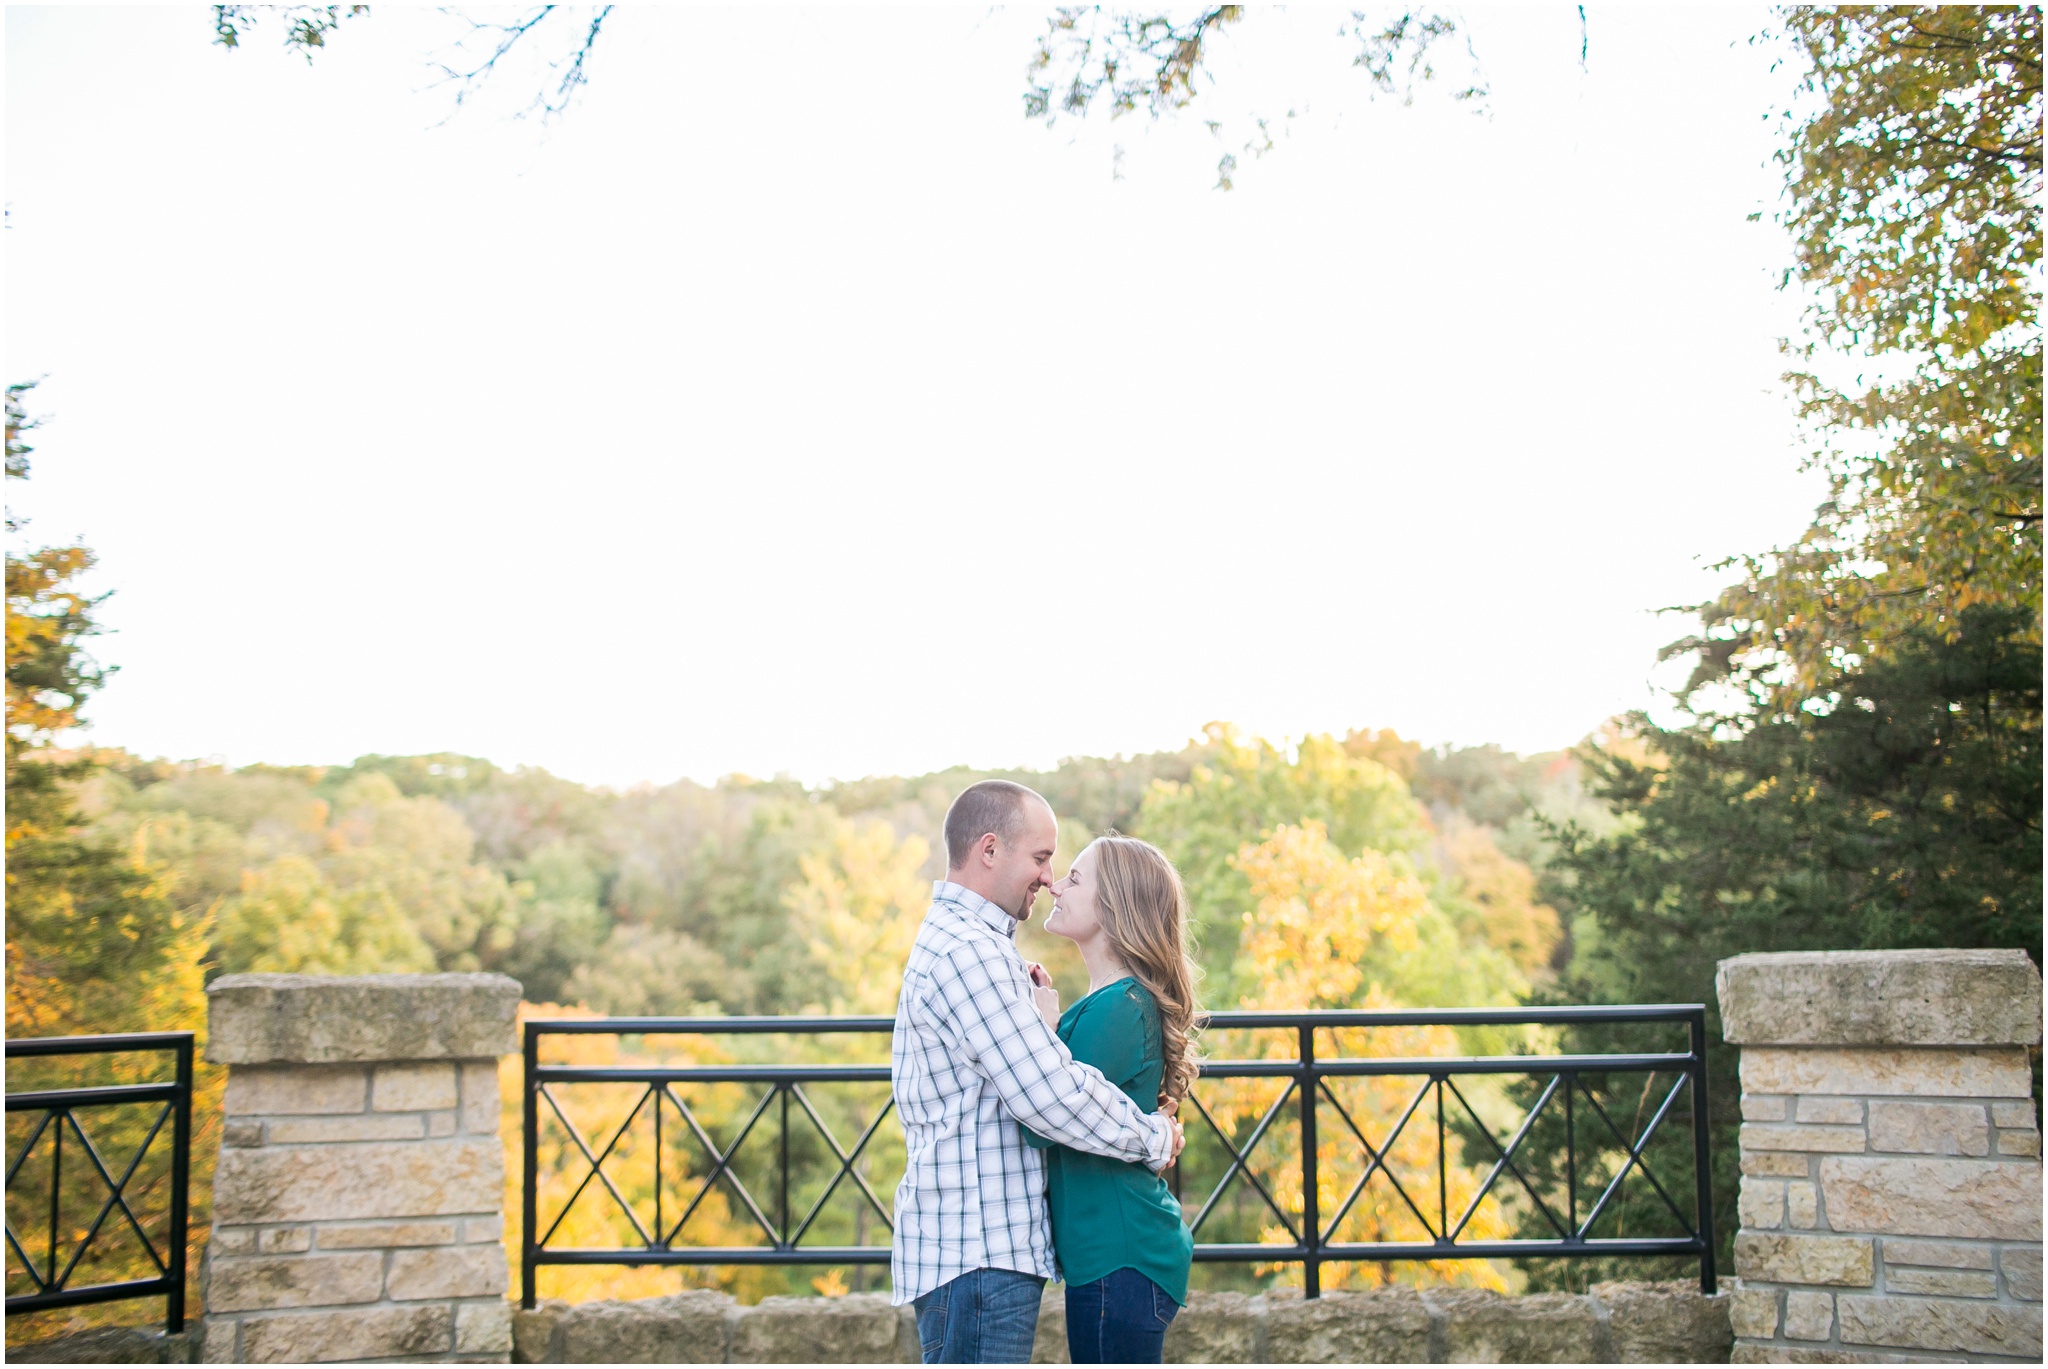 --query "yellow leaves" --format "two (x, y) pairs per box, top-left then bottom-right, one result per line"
(785, 820), (930, 1016)
(1434, 820), (1561, 980)
(4, 814), (212, 1044)
(1341, 727), (1421, 780)
(5, 543), (102, 752)
(1229, 821), (1427, 1013)
(510, 1002), (755, 1305)
(1215, 824), (1525, 1292)
(508, 1002), (897, 1305)
(1200, 999), (1513, 1294)
(2, 784), (225, 1333)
